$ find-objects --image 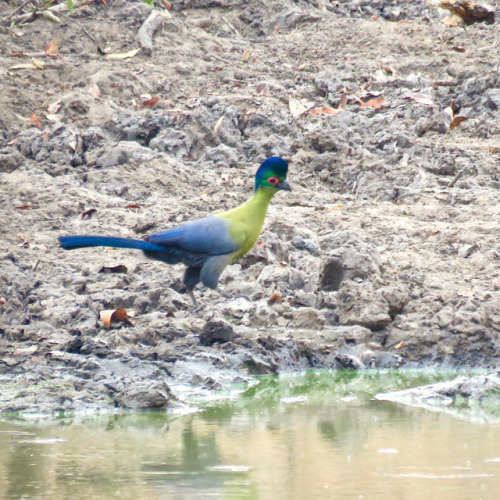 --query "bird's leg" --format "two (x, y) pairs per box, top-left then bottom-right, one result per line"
(188, 289), (198, 307)
(215, 288), (252, 302)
